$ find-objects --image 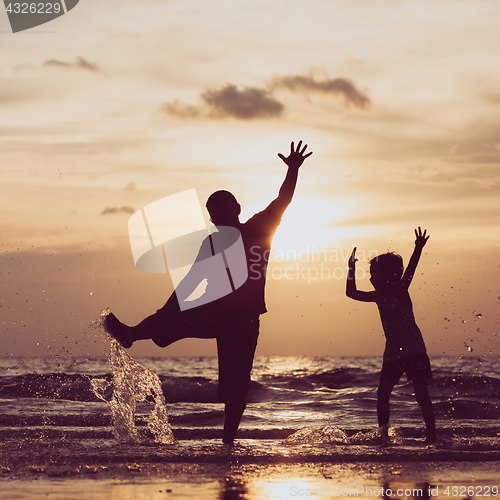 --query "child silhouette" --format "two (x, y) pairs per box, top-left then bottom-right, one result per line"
(346, 227), (437, 443)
